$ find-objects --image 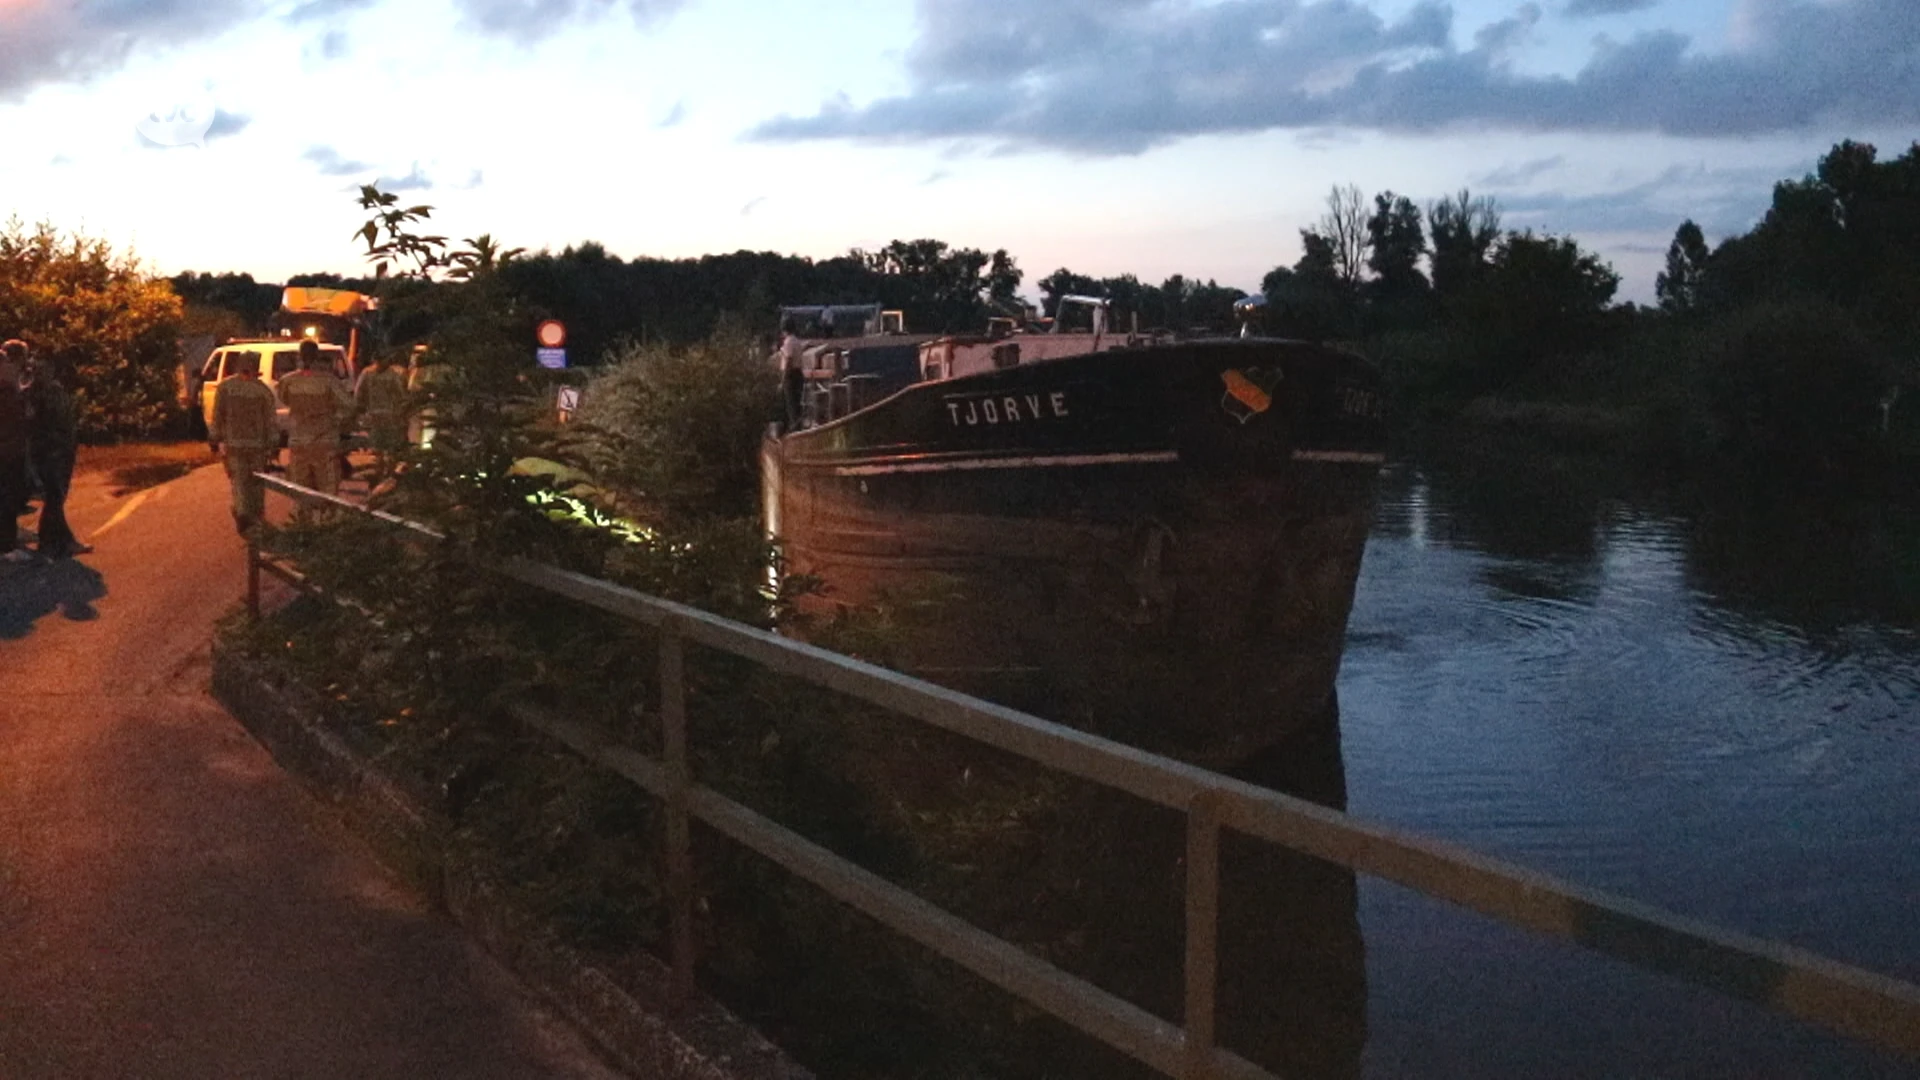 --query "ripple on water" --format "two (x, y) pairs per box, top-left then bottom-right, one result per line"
(1338, 459), (1920, 1075)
